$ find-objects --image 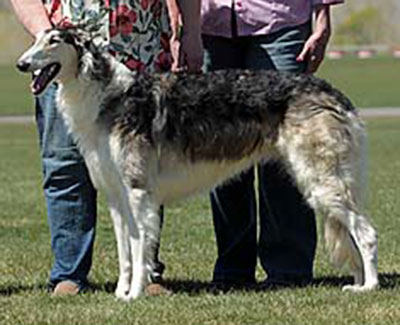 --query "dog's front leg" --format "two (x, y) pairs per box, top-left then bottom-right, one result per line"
(124, 188), (160, 301)
(108, 203), (133, 300)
